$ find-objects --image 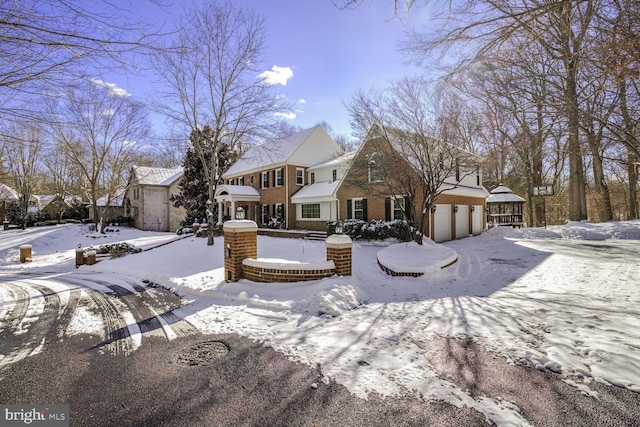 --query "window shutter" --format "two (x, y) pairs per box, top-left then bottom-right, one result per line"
(265, 171), (269, 188)
(404, 197), (411, 221)
(272, 170), (276, 186)
(347, 199), (352, 219)
(385, 197), (391, 221)
(362, 199), (368, 221)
